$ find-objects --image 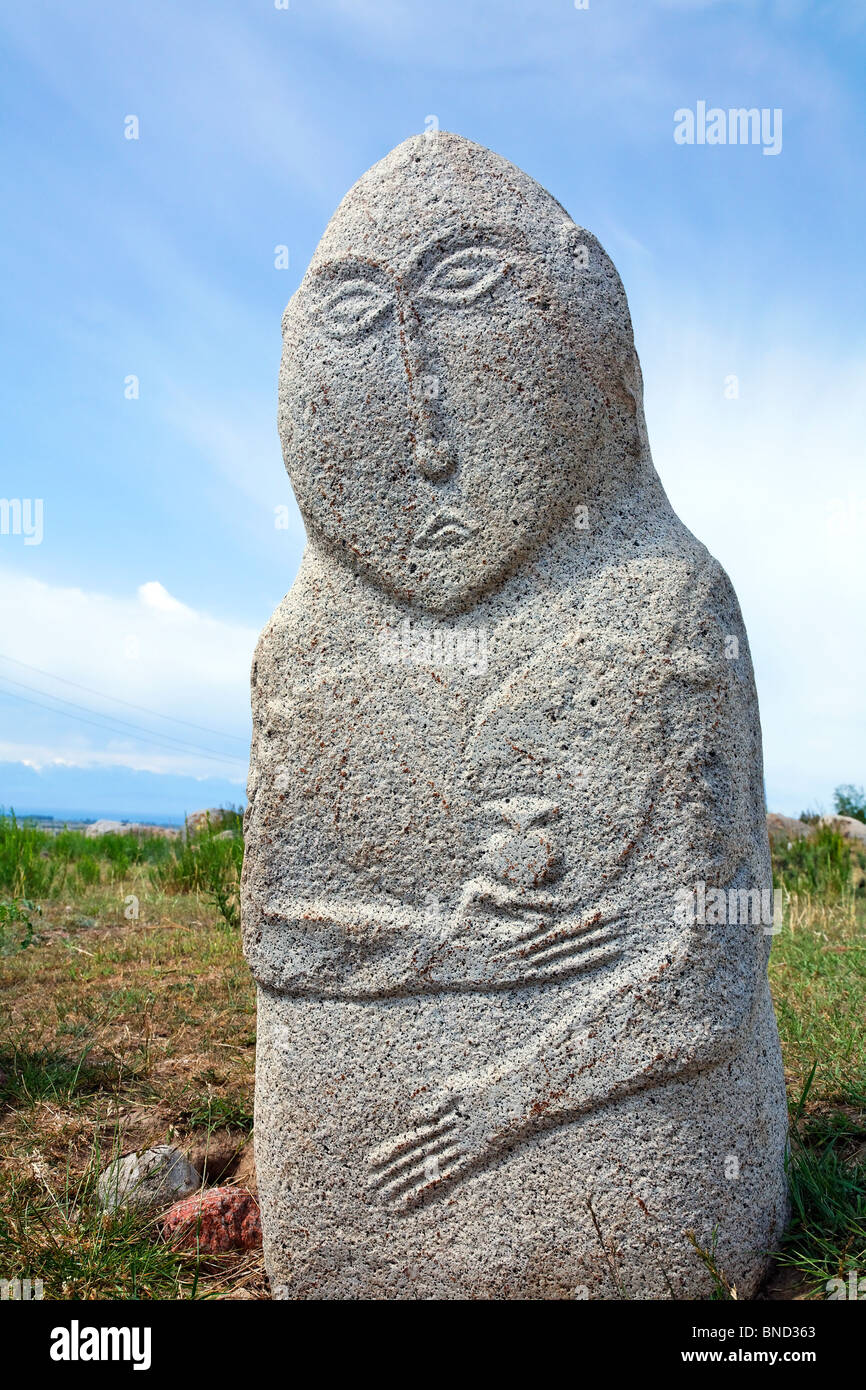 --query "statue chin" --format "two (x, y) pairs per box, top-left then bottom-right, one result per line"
(299, 485), (578, 615)
(311, 537), (525, 616)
